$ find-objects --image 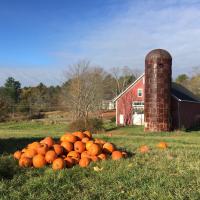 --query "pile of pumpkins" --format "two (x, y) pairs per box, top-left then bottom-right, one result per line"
(13, 131), (127, 170)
